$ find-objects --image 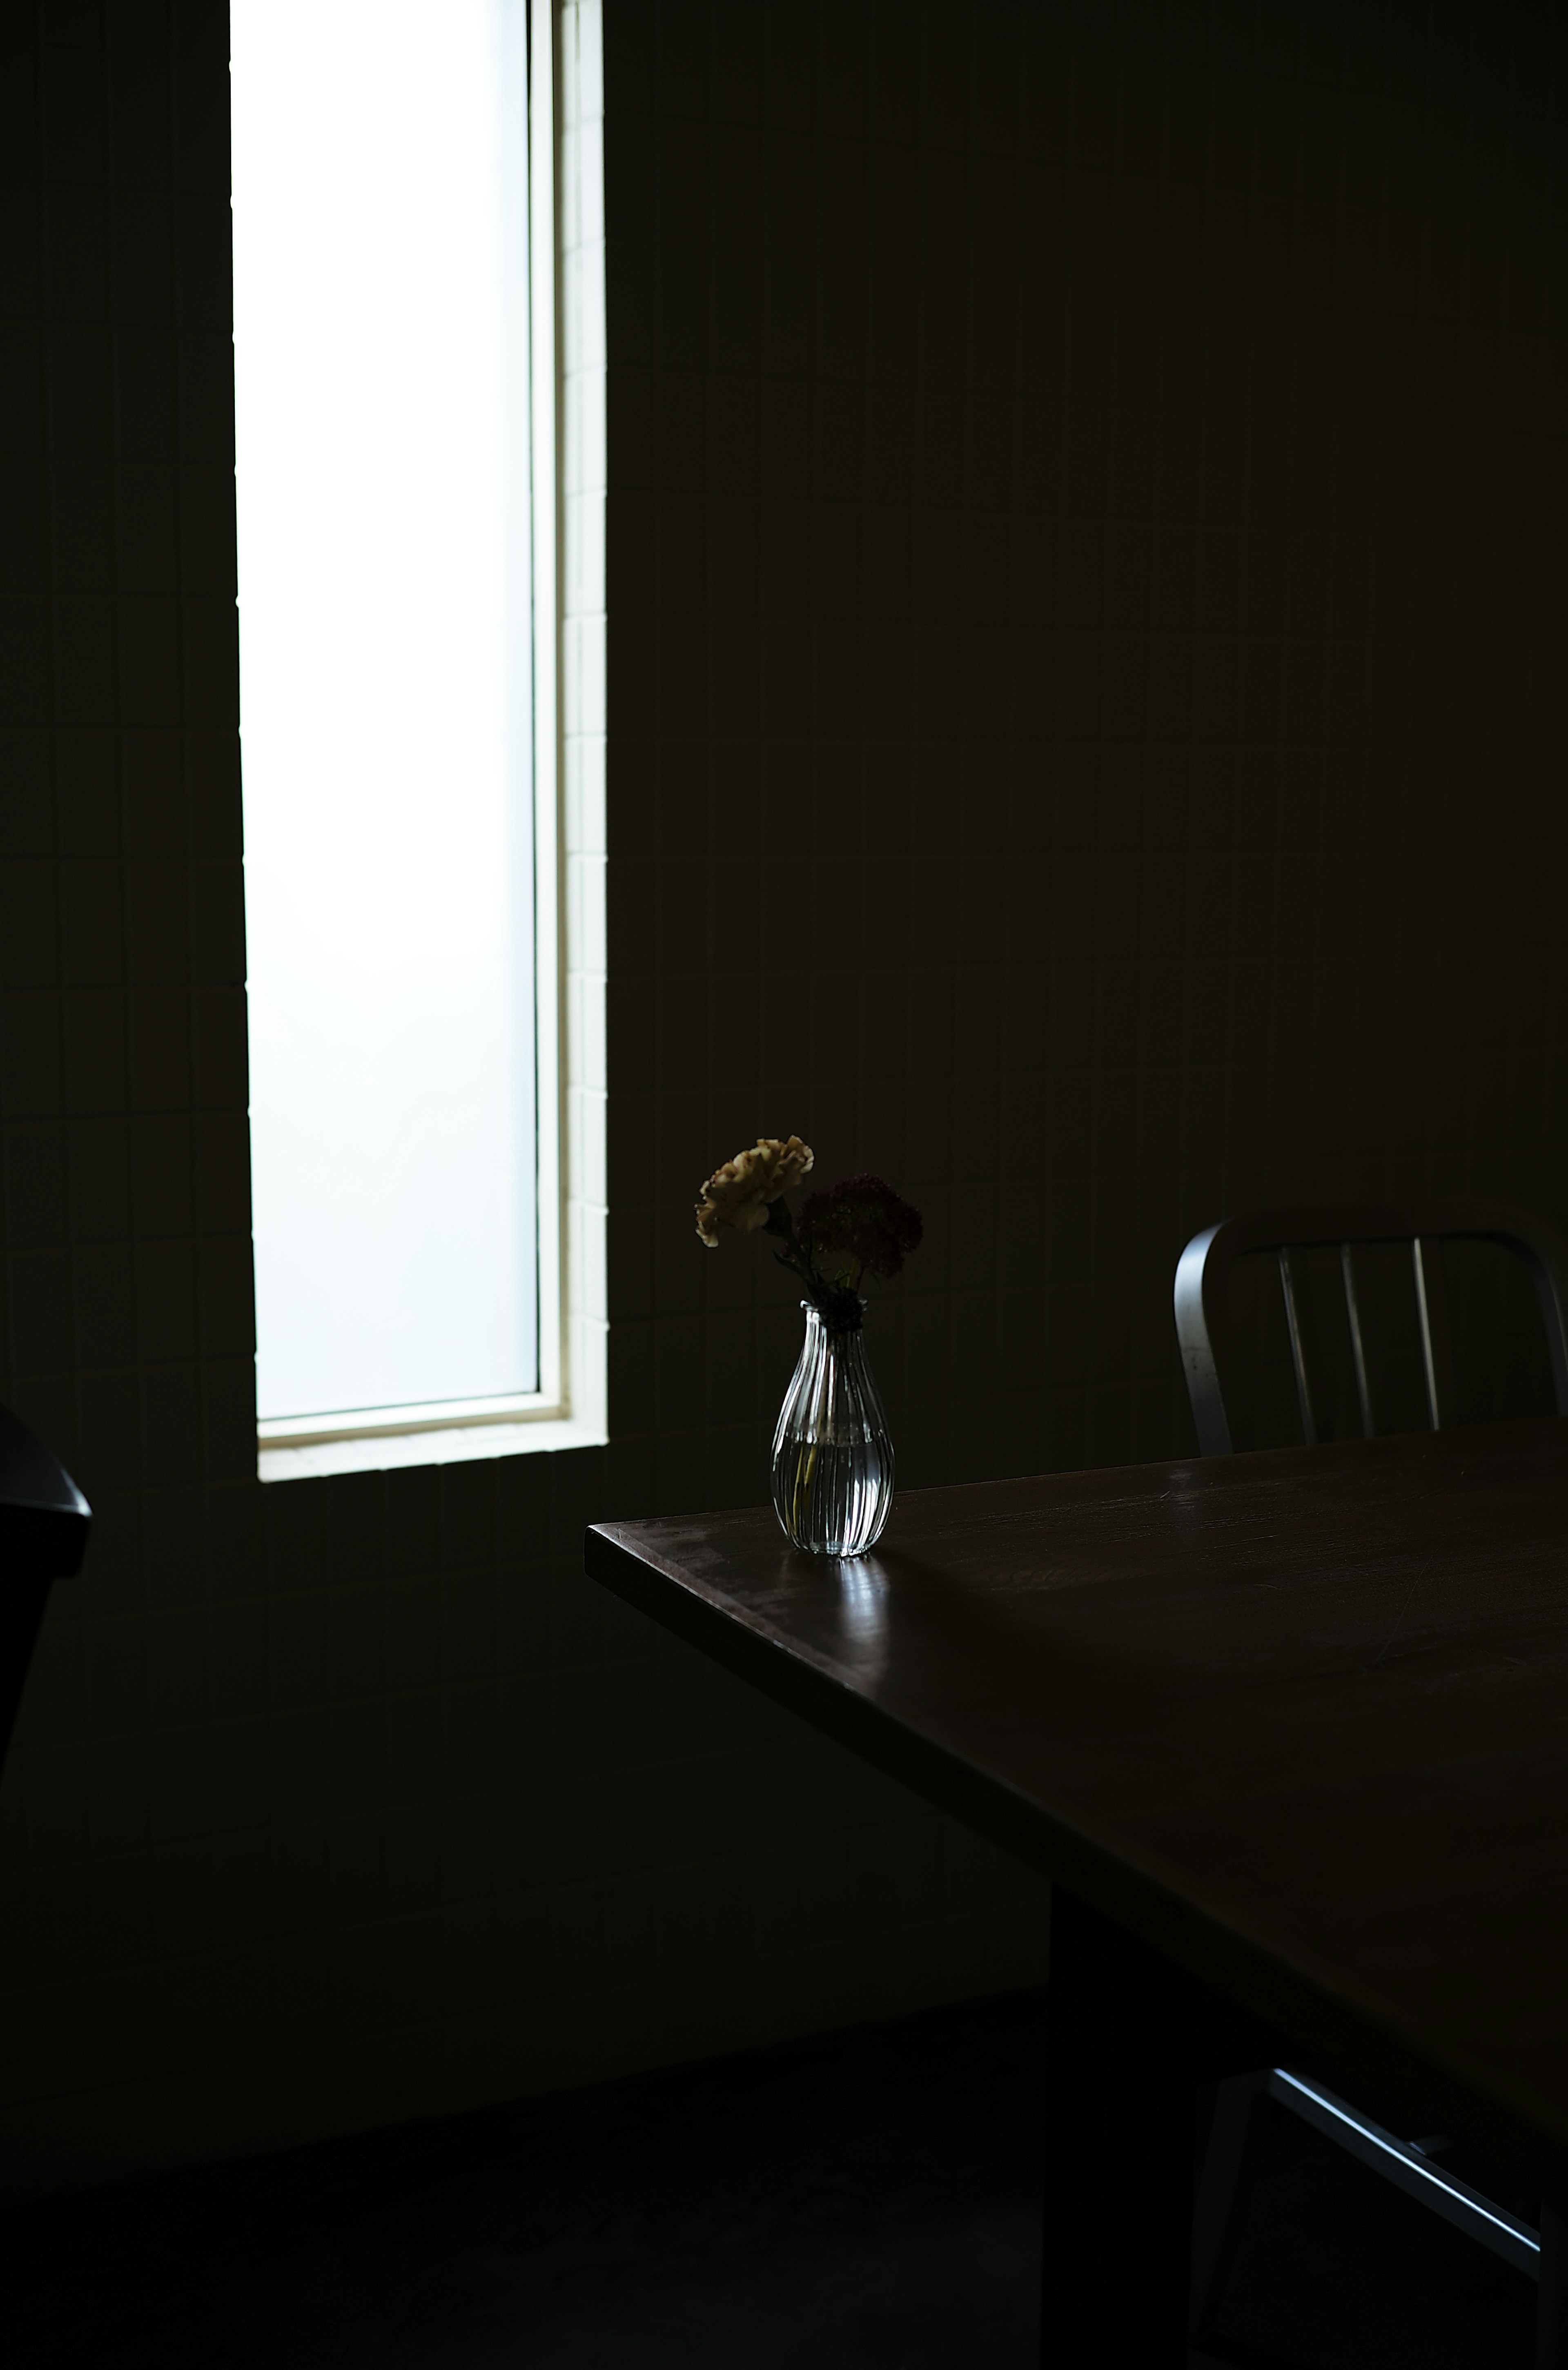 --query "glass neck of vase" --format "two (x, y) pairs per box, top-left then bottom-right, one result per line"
(802, 1298), (866, 1341)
